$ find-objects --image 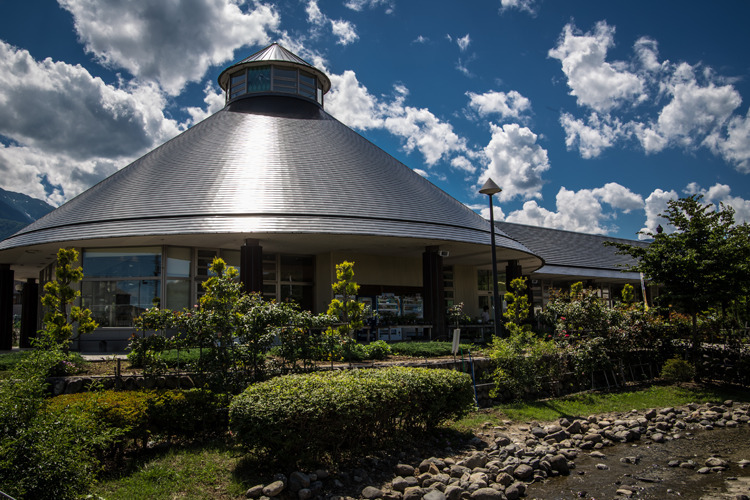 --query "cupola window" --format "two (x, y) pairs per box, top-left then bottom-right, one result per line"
(226, 64), (323, 105)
